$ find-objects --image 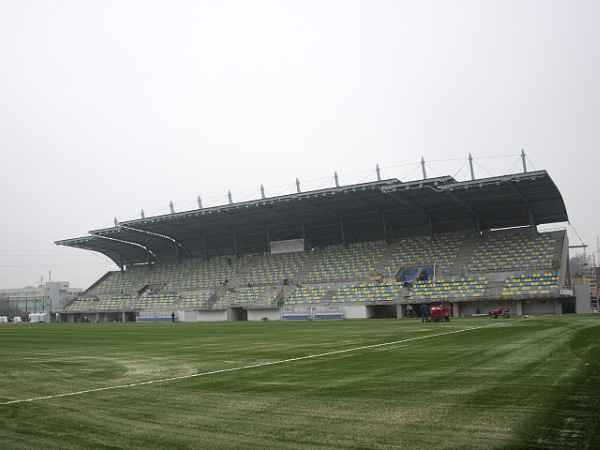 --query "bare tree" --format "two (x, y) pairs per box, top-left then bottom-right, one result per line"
(570, 253), (587, 277)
